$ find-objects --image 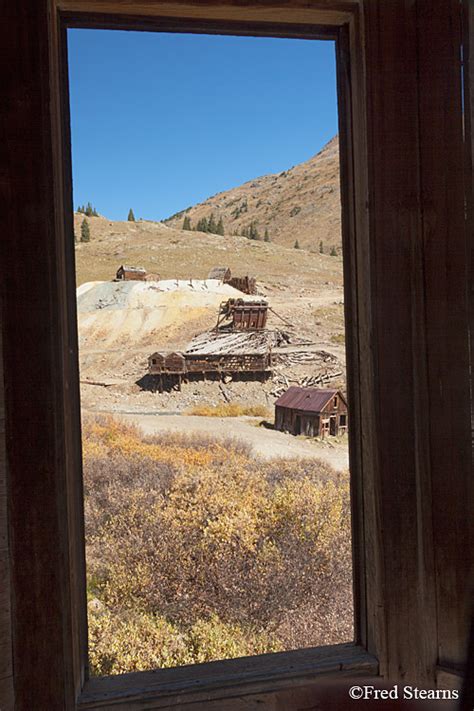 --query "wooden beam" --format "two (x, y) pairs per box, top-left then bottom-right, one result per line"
(78, 643), (377, 709)
(362, 0), (472, 684)
(1, 1), (86, 707)
(417, 0), (473, 672)
(56, 0), (358, 29)
(0, 310), (13, 709)
(362, 0), (439, 684)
